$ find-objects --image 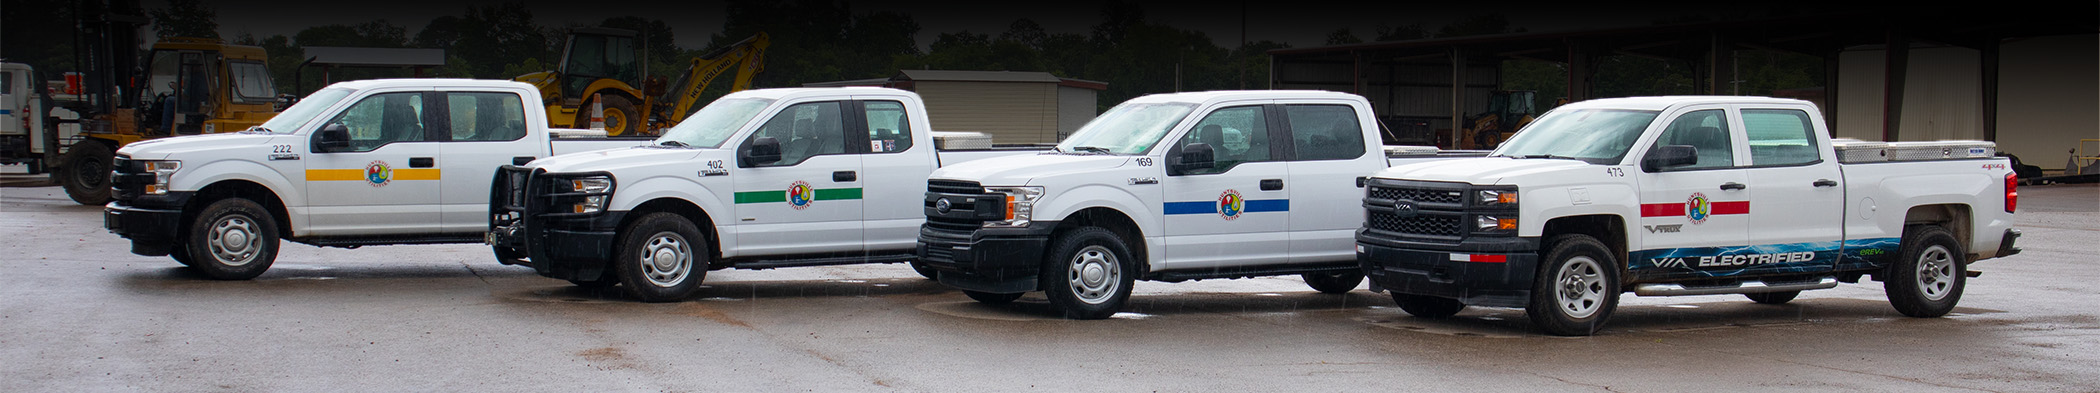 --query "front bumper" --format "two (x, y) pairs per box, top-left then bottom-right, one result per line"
(488, 166), (624, 282)
(918, 221), (1057, 294)
(103, 192), (195, 256)
(1358, 234), (1541, 308)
